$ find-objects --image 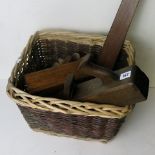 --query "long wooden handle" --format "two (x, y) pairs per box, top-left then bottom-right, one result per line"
(97, 0), (140, 69)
